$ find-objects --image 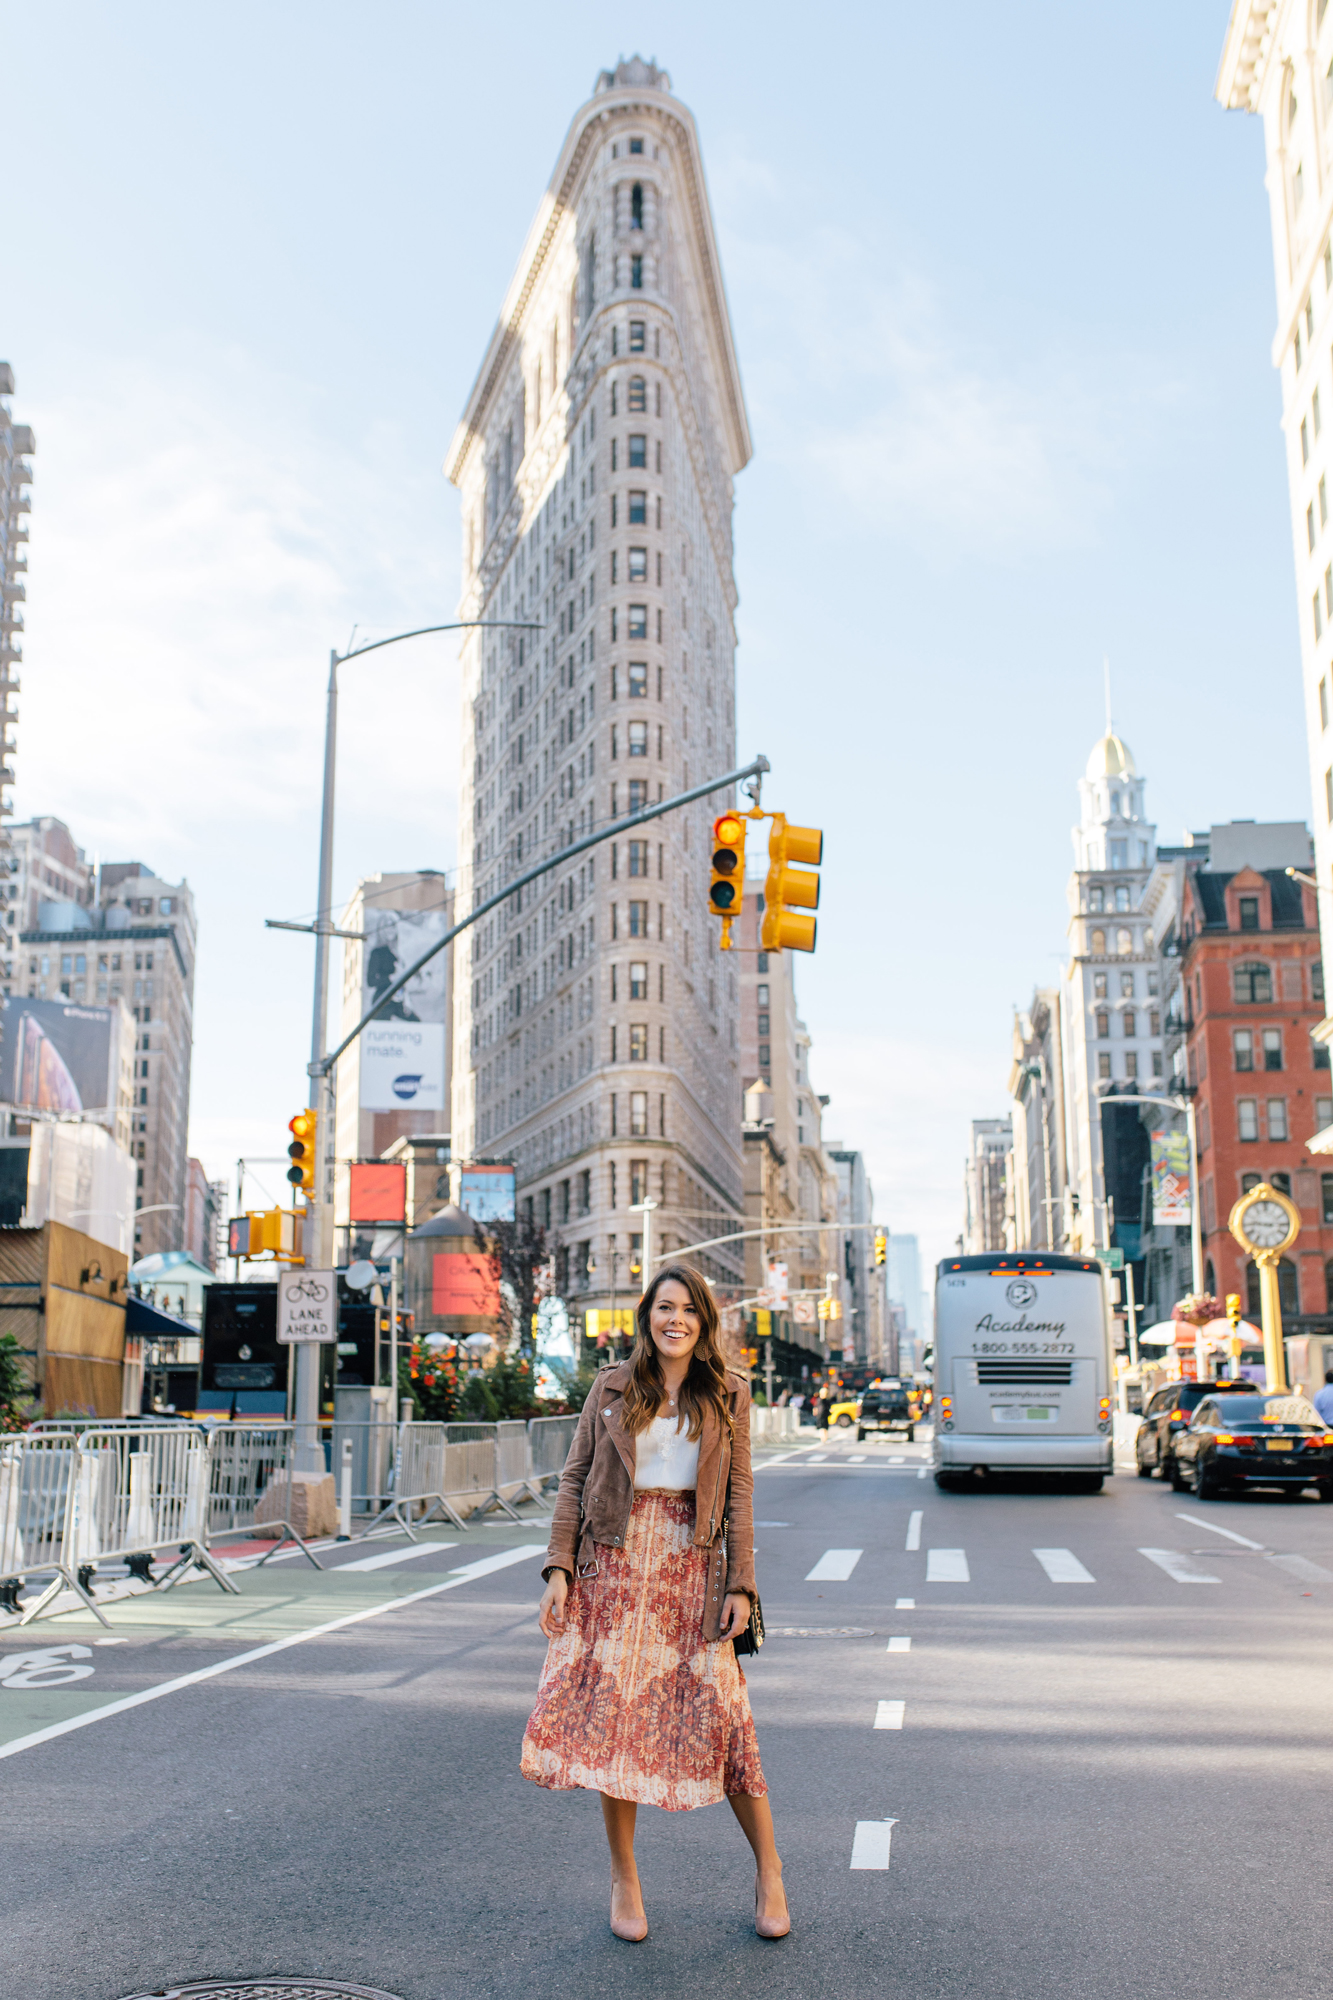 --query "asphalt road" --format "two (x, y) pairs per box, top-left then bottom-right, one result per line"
(5, 1432), (1333, 2000)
